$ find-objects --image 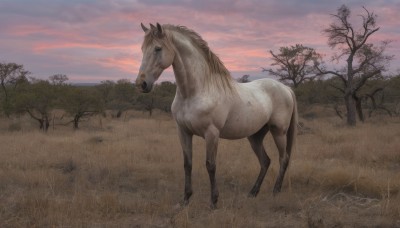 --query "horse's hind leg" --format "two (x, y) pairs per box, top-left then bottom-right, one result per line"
(247, 125), (270, 197)
(271, 127), (289, 194)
